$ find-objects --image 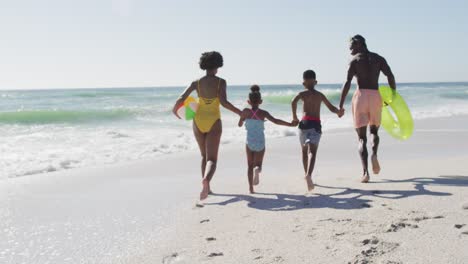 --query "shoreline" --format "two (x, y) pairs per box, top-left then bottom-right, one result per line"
(6, 113), (468, 180)
(1, 115), (468, 263)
